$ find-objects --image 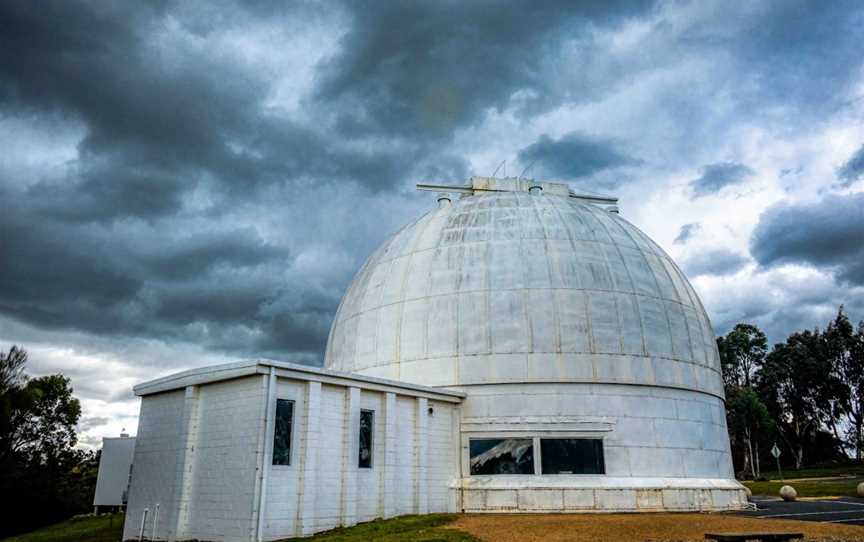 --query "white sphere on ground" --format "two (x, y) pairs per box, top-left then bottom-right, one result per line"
(779, 485), (797, 501)
(857, 482), (864, 497)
